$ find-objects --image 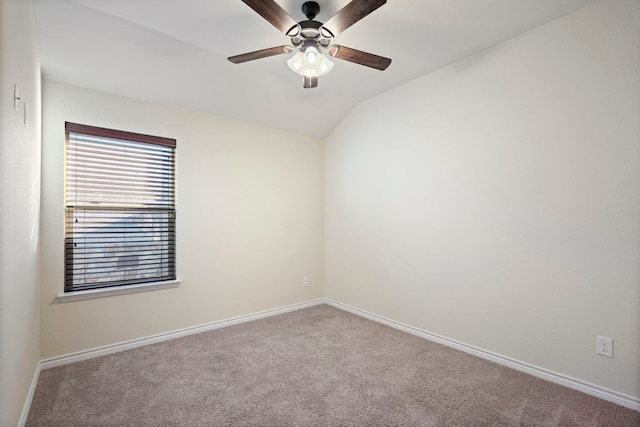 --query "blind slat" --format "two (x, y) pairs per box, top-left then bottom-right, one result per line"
(65, 123), (176, 293)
